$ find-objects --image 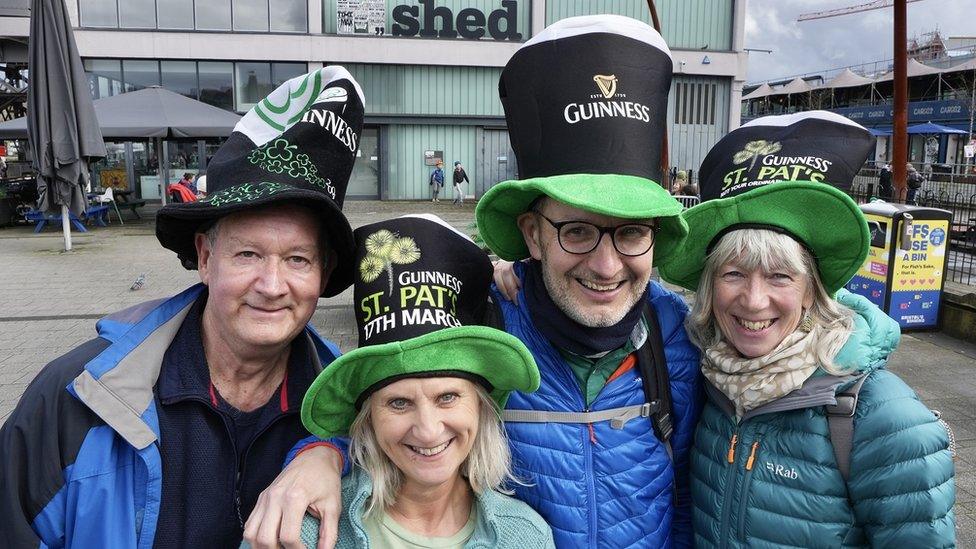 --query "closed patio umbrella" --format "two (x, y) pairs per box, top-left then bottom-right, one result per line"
(27, 0), (106, 250)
